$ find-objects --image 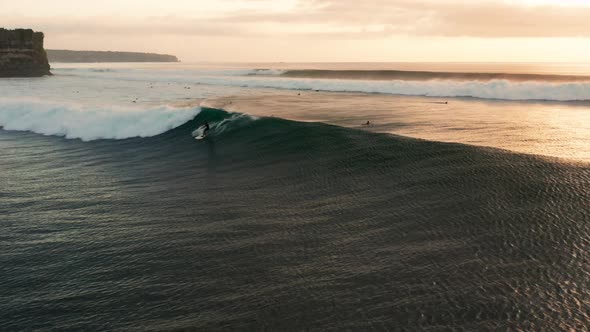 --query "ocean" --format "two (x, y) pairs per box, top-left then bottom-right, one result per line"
(1, 62), (589, 330)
